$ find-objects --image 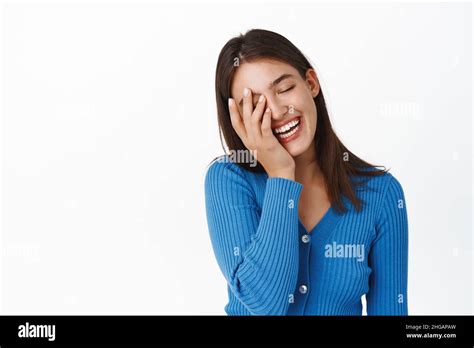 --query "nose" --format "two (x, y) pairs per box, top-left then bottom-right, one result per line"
(265, 95), (289, 120)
